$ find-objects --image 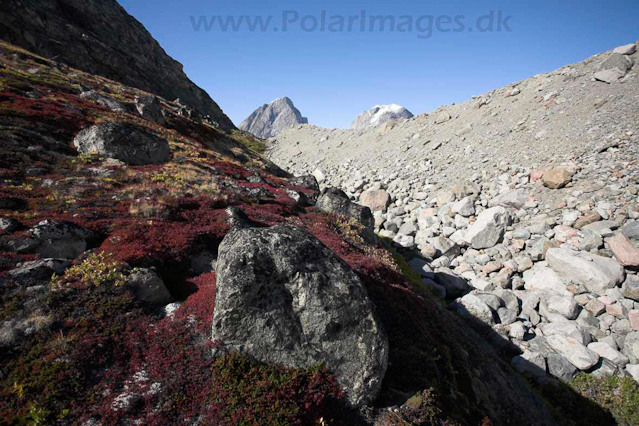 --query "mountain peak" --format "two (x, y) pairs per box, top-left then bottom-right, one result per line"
(350, 104), (414, 130)
(239, 97), (308, 139)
